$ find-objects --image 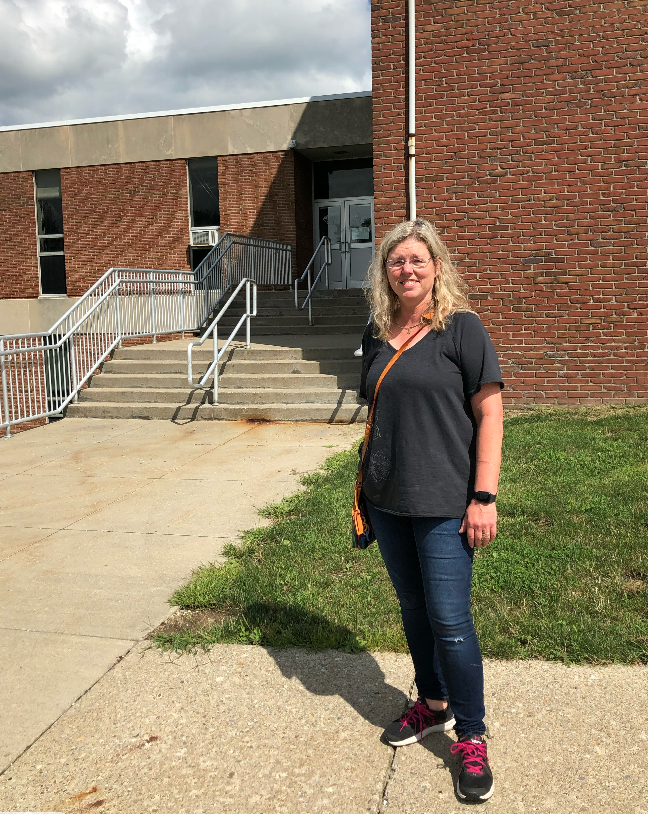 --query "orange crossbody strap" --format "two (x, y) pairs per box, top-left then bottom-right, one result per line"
(356, 325), (426, 486)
